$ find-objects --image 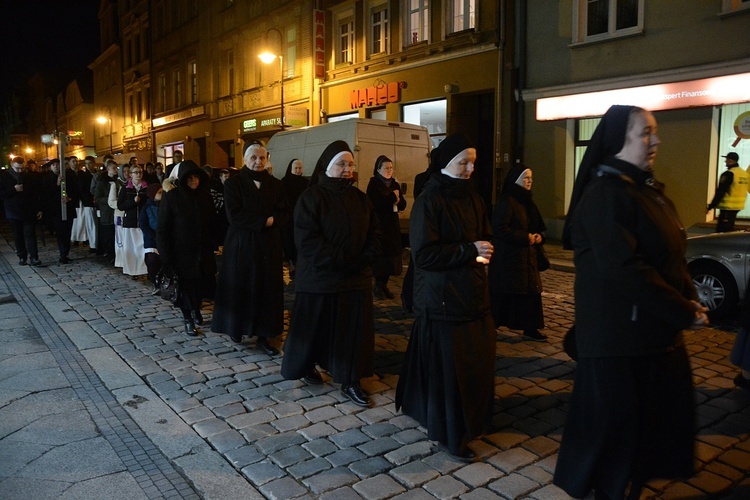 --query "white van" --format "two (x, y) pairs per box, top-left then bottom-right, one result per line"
(266, 118), (431, 233)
